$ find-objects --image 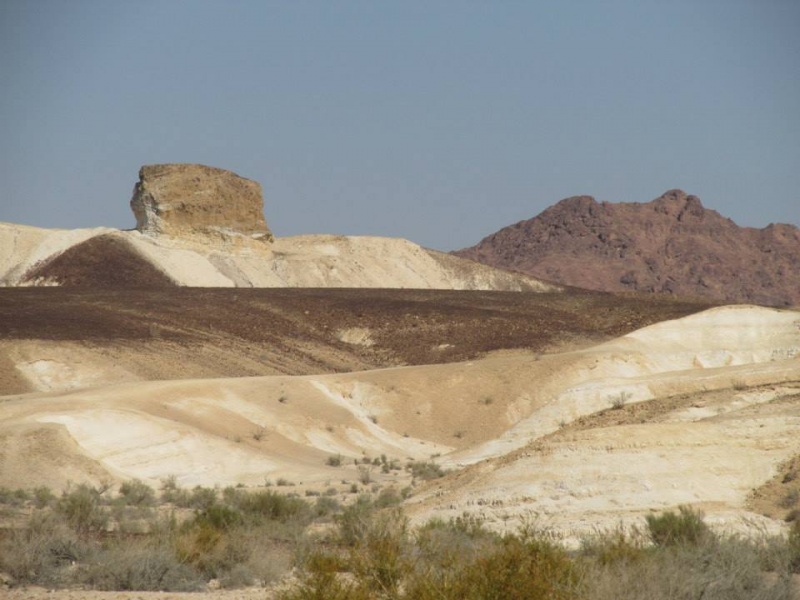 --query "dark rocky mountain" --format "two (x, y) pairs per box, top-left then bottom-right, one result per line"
(454, 190), (799, 307)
